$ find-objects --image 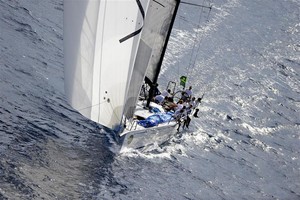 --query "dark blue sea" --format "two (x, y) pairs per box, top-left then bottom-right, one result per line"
(1, 0), (299, 199)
